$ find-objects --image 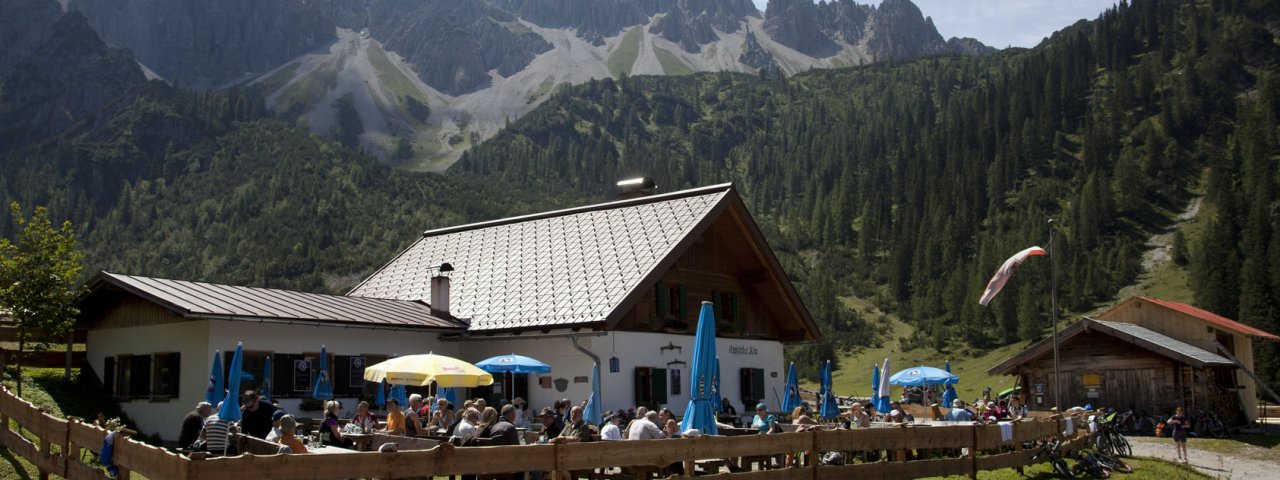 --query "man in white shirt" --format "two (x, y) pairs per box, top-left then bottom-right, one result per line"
(627, 411), (664, 440)
(600, 410), (624, 440)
